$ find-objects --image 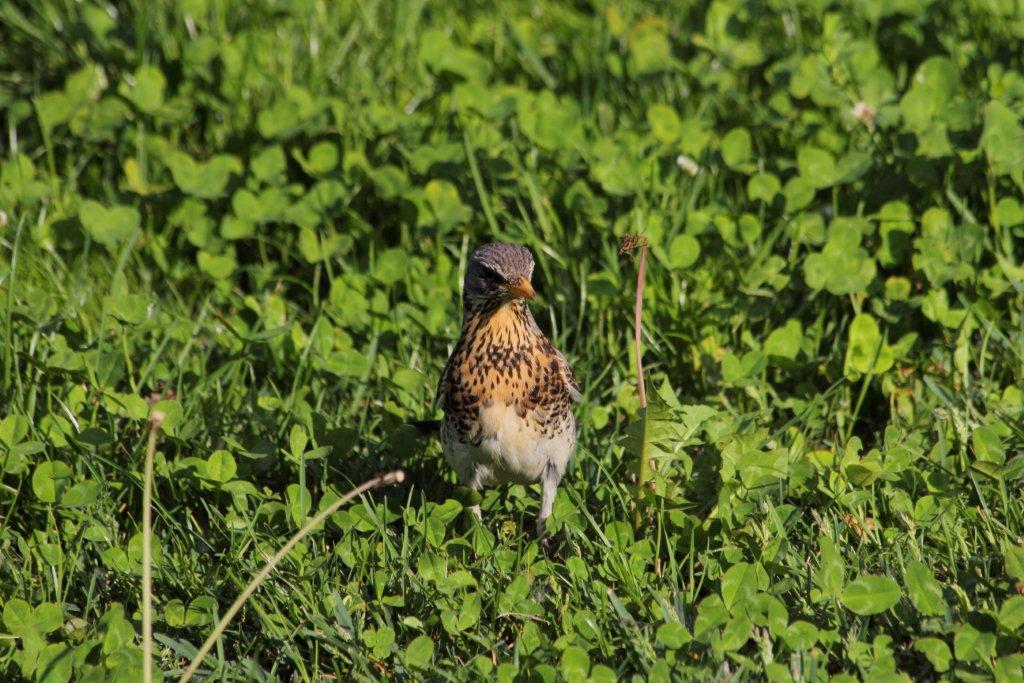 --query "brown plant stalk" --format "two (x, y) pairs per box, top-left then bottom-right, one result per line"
(619, 235), (649, 530)
(142, 410), (163, 683)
